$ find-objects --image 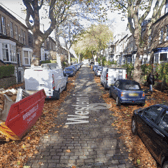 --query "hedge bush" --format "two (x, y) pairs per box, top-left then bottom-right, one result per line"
(141, 64), (153, 76)
(155, 63), (168, 83)
(0, 65), (14, 79)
